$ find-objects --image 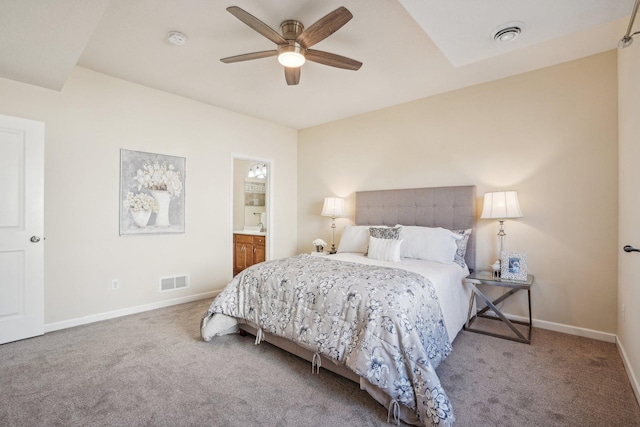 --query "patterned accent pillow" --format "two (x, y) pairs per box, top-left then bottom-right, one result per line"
(369, 226), (401, 240)
(451, 229), (472, 268)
